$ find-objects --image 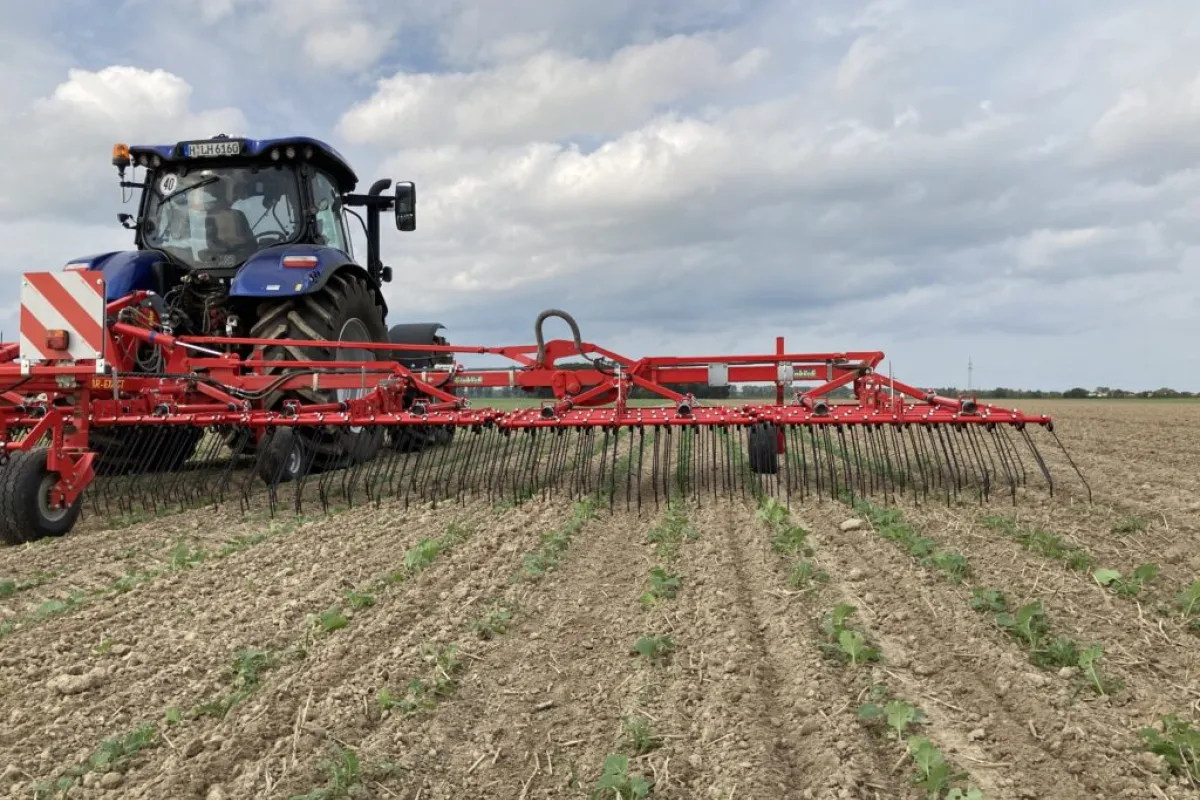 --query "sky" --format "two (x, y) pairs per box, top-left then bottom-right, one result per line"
(1, 0), (1197, 392)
